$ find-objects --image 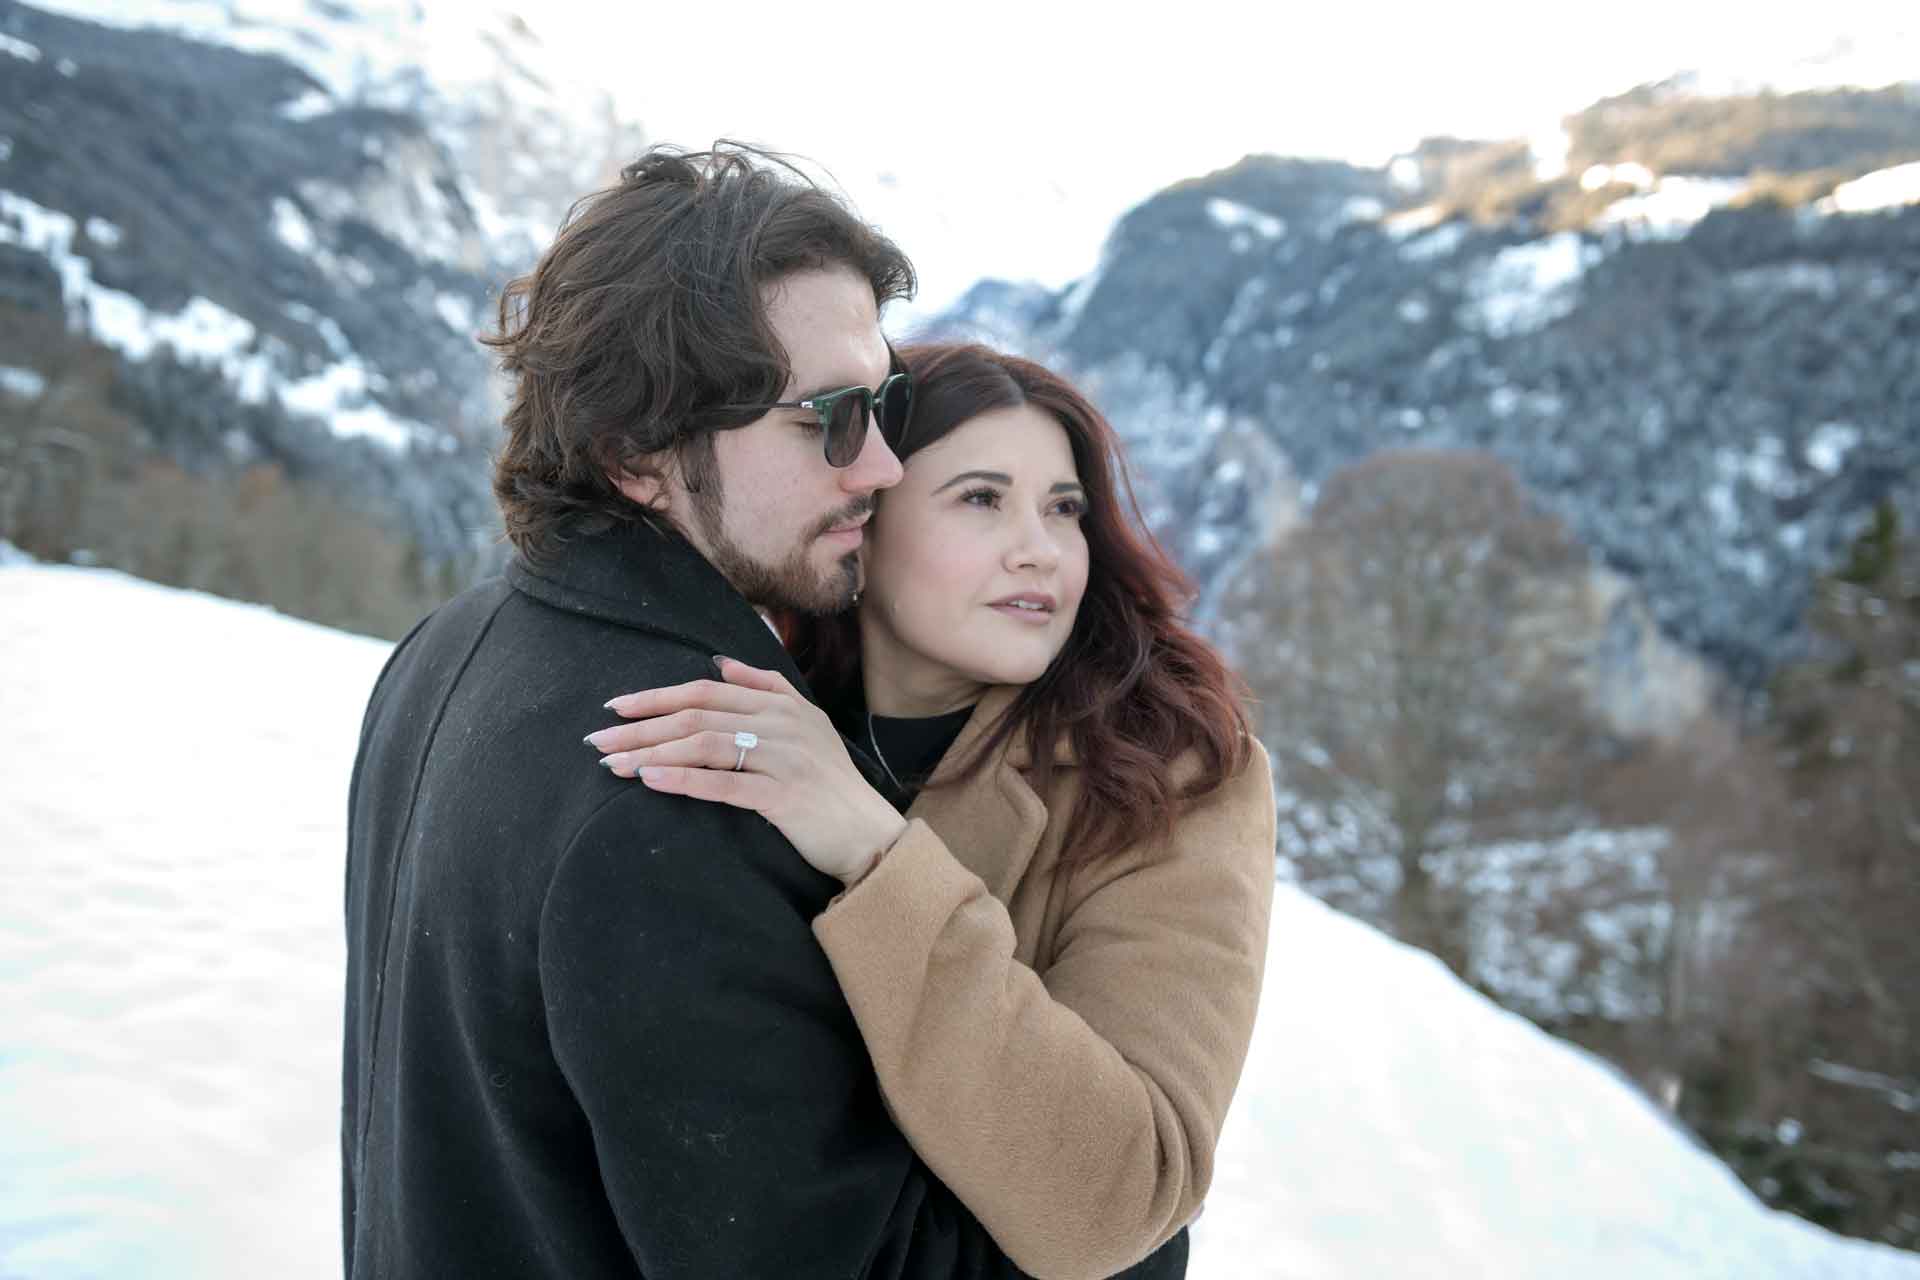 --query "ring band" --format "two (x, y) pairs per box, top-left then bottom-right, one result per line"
(732, 730), (759, 772)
